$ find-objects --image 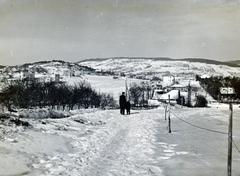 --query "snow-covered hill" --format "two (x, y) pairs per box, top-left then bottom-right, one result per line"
(79, 58), (240, 78)
(0, 60), (95, 86)
(1, 60), (94, 77)
(229, 60), (240, 66)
